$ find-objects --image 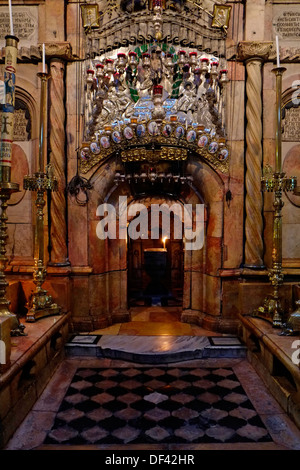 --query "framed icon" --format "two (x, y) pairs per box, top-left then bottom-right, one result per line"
(186, 129), (197, 143)
(162, 124), (172, 137)
(218, 148), (229, 161)
(112, 131), (122, 143)
(208, 141), (219, 154)
(90, 141), (100, 154)
(100, 136), (110, 148)
(198, 135), (208, 148)
(175, 126), (184, 139)
(80, 4), (100, 29)
(211, 4), (231, 30)
(124, 126), (134, 139)
(148, 121), (160, 136)
(136, 124), (146, 138)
